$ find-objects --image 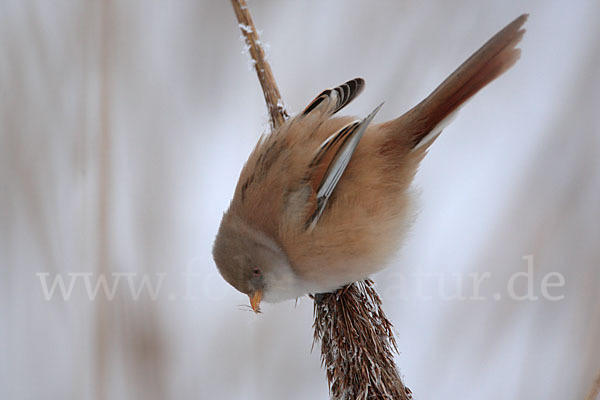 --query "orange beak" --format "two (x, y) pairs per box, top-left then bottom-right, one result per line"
(249, 290), (262, 313)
